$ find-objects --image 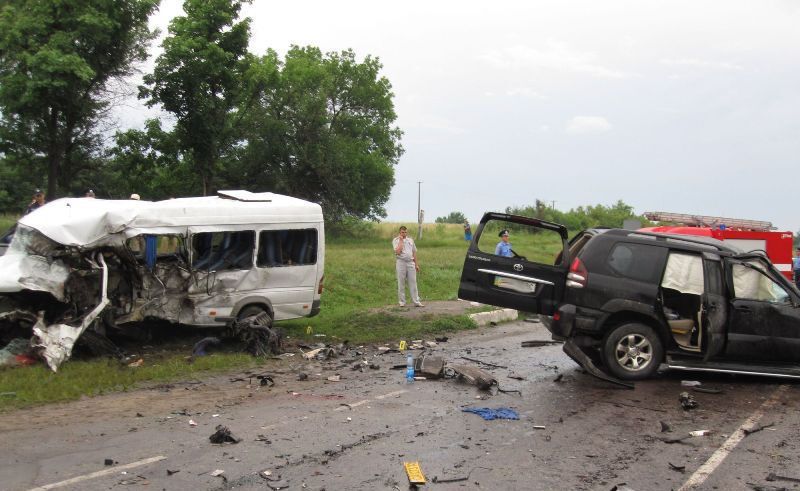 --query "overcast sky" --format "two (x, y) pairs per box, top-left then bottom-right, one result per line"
(128, 0), (800, 232)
